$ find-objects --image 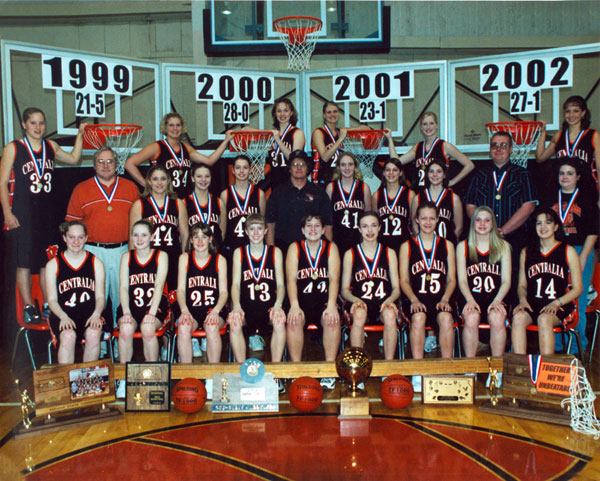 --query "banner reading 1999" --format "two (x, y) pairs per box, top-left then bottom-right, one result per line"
(196, 72), (274, 125)
(333, 70), (414, 122)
